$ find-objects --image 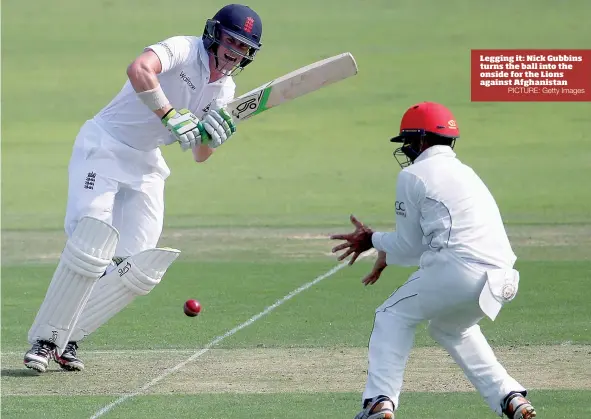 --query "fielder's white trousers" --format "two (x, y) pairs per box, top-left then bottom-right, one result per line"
(363, 250), (526, 416)
(65, 118), (171, 256)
